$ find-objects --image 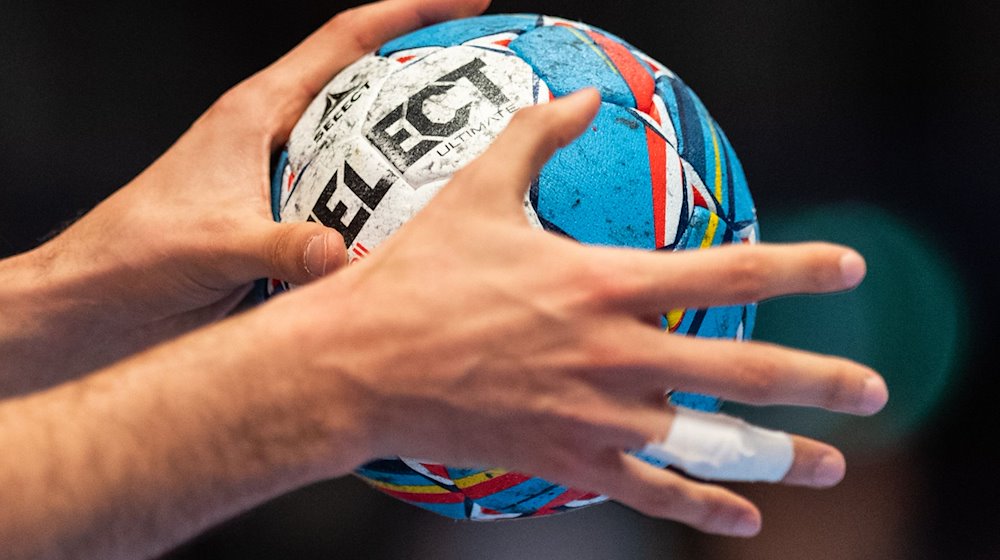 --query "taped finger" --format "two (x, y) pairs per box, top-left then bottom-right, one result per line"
(636, 407), (794, 483)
